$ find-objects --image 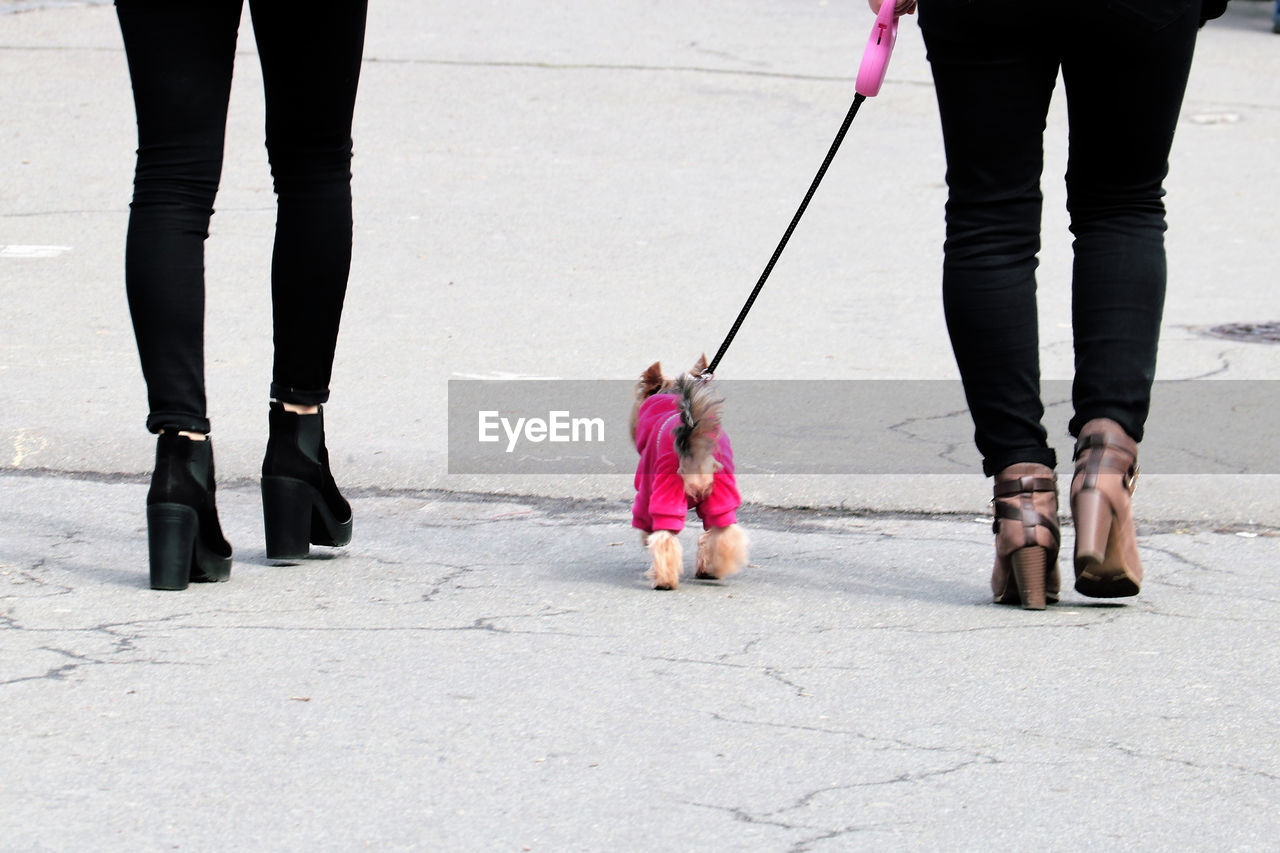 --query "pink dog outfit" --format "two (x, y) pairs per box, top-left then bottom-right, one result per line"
(632, 393), (740, 533)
